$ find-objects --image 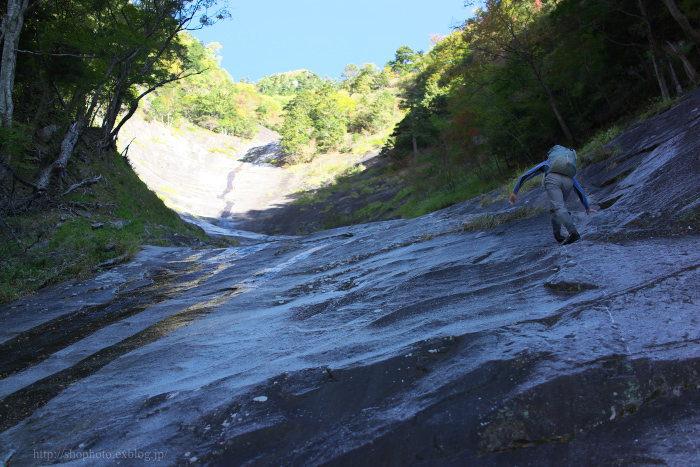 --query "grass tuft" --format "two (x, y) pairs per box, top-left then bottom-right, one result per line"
(461, 205), (546, 232)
